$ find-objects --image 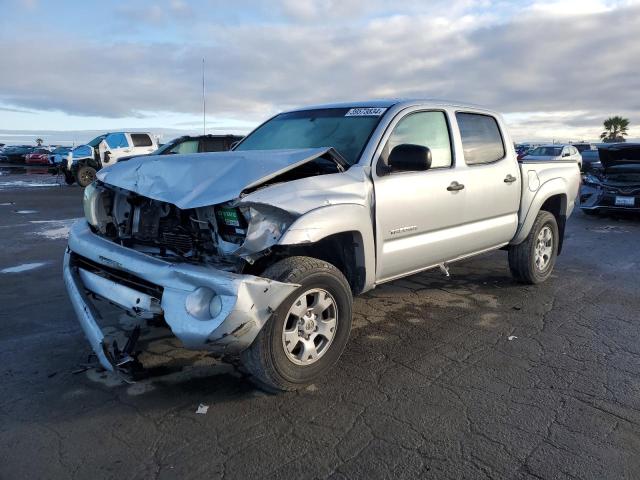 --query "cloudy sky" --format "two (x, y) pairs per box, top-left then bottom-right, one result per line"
(1, 0), (639, 144)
